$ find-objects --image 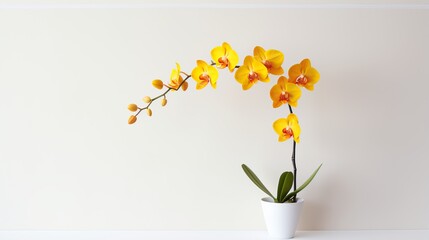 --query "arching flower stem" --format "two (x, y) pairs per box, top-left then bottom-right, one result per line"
(135, 74), (191, 117)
